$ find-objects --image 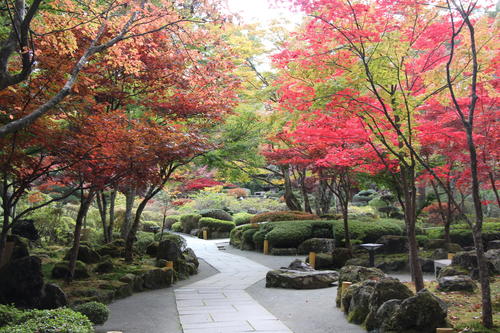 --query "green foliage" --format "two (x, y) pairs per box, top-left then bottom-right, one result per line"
(233, 212), (254, 225)
(141, 221), (160, 232)
(416, 235), (430, 247)
(242, 228), (258, 242)
(0, 304), (23, 327)
(0, 308), (94, 333)
(163, 216), (180, 229)
(198, 217), (235, 232)
(73, 302), (109, 325)
(171, 222), (182, 232)
(425, 222), (500, 246)
(250, 211), (319, 223)
(333, 219), (405, 244)
(29, 205), (74, 245)
(154, 232), (186, 250)
(179, 214), (202, 233)
(134, 232), (155, 254)
(199, 209), (233, 221)
(265, 221), (334, 248)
